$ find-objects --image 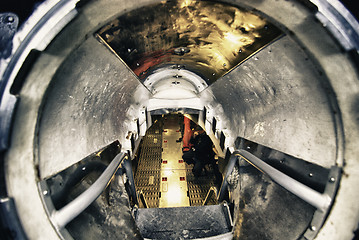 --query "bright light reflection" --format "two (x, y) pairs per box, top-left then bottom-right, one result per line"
(162, 170), (174, 176)
(224, 32), (242, 44)
(166, 185), (183, 204)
